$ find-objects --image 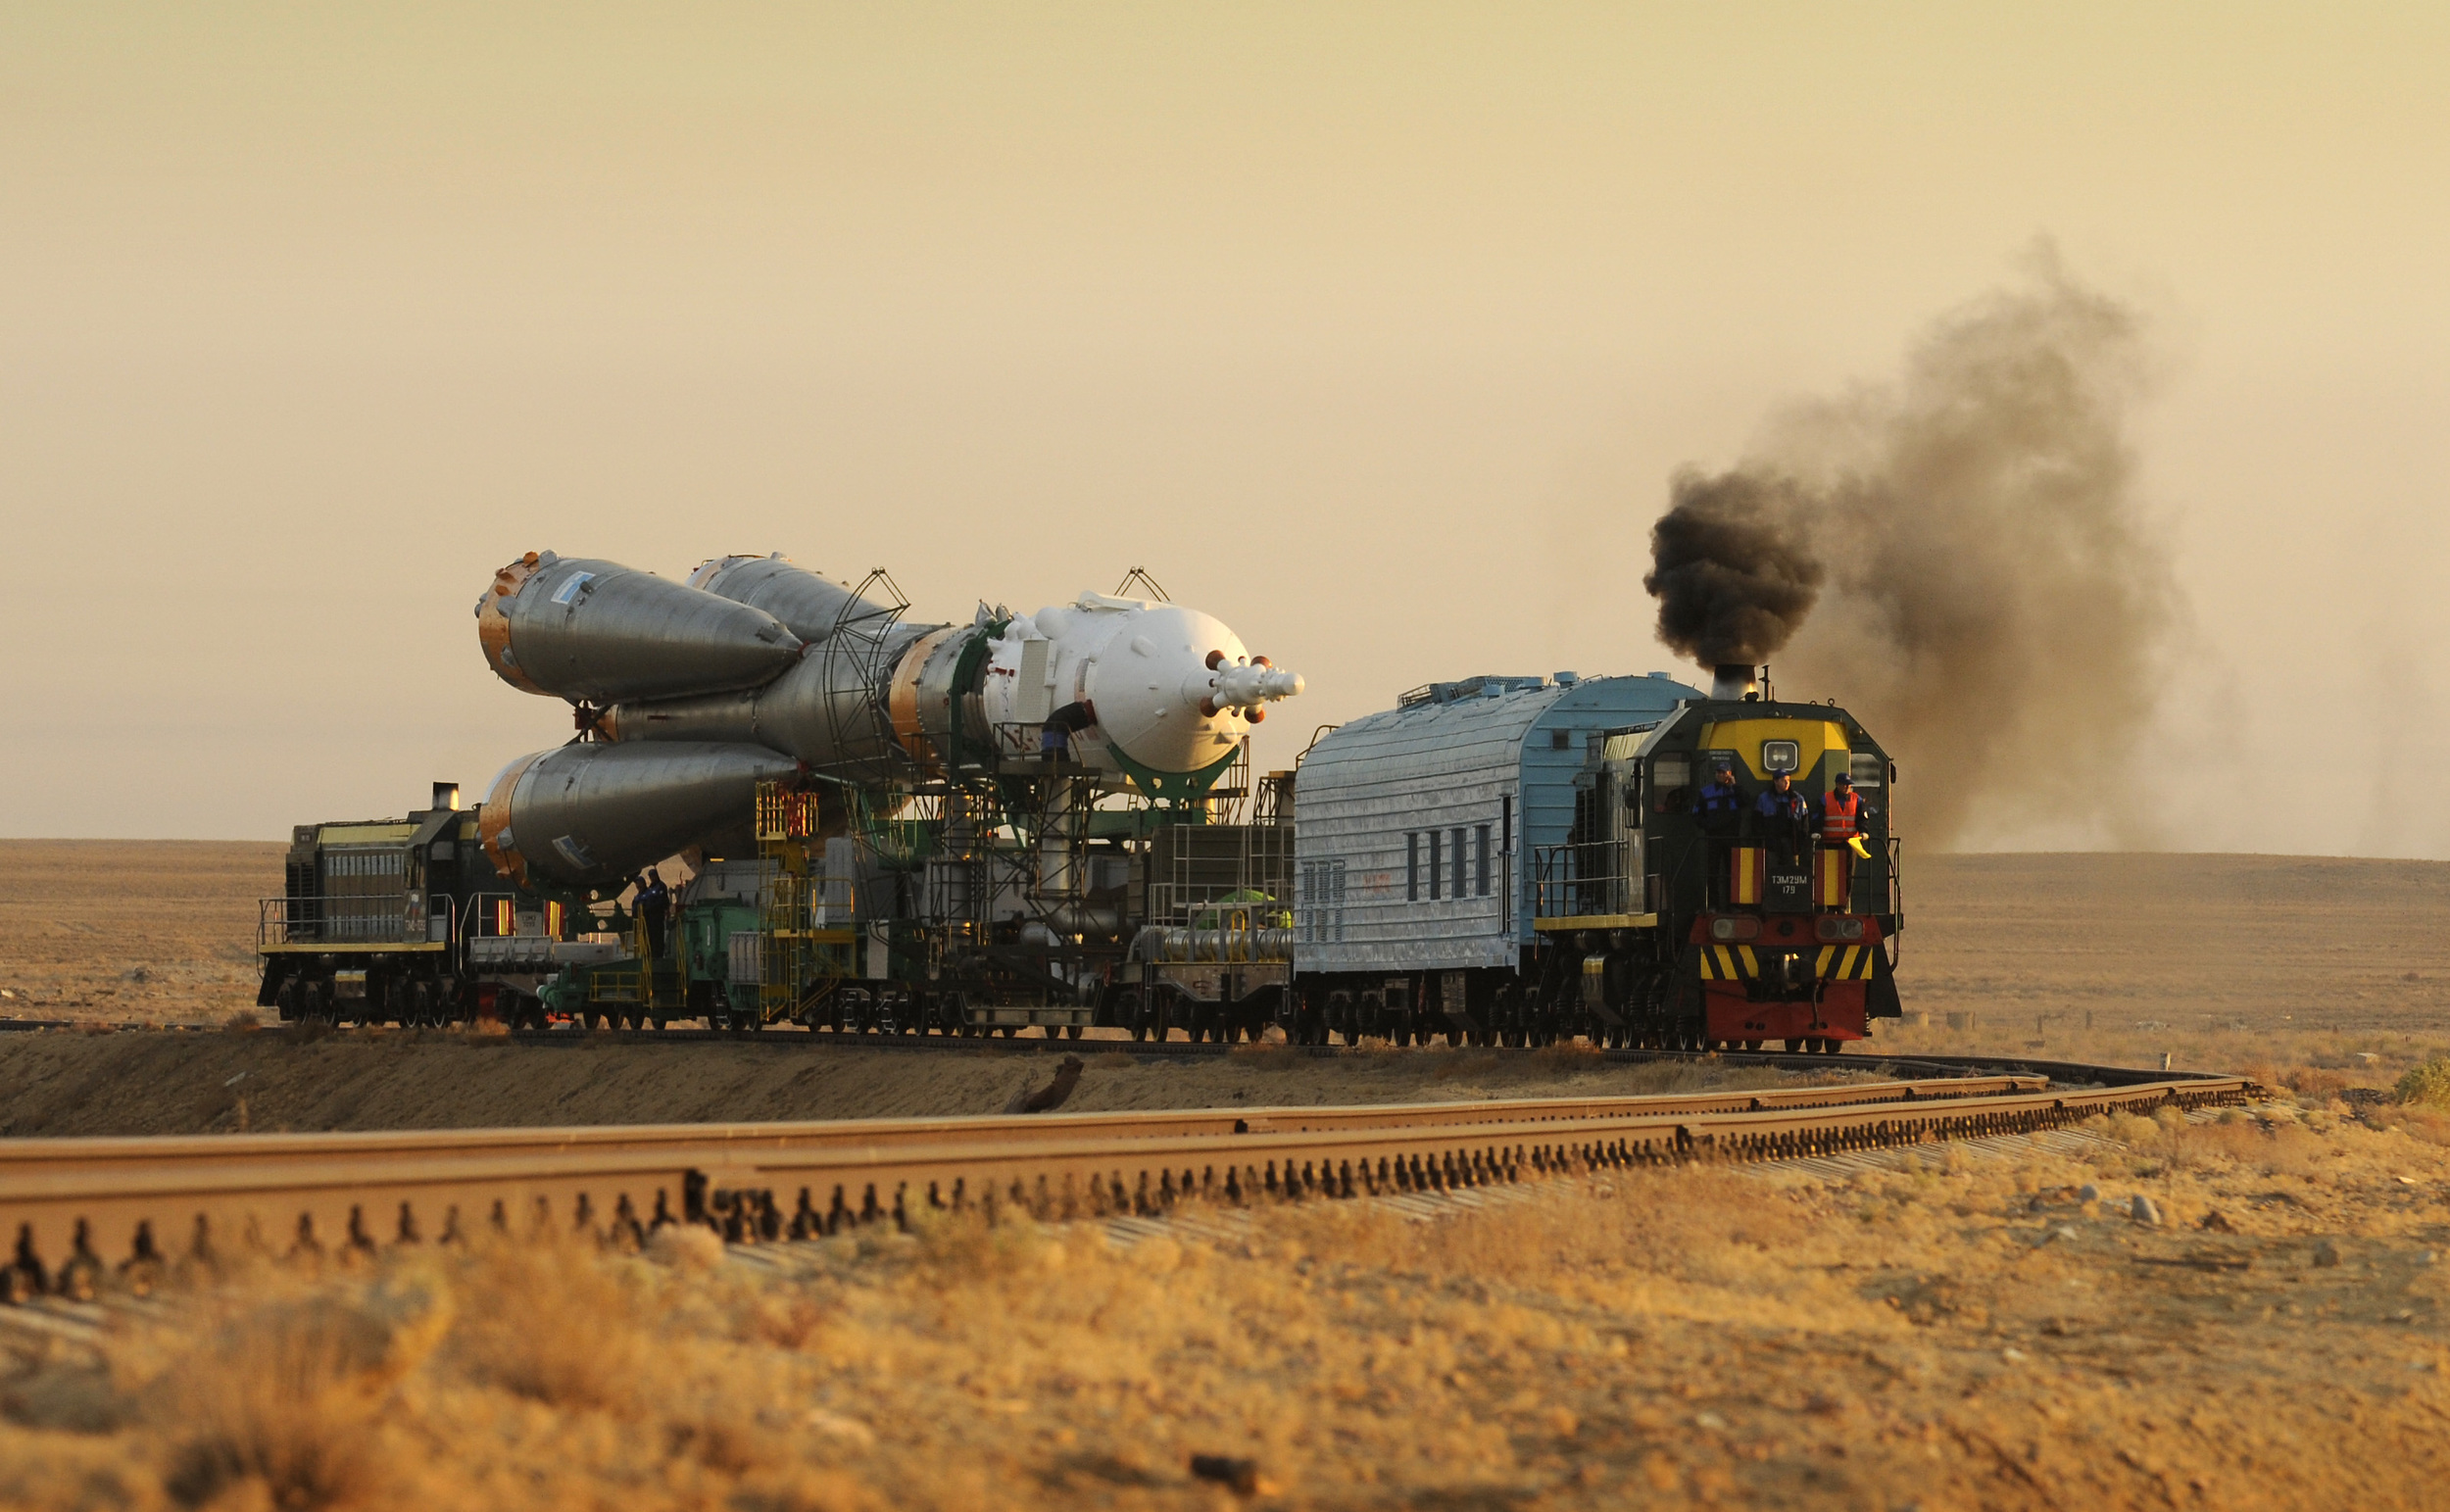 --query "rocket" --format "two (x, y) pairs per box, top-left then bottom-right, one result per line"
(472, 552), (1304, 891)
